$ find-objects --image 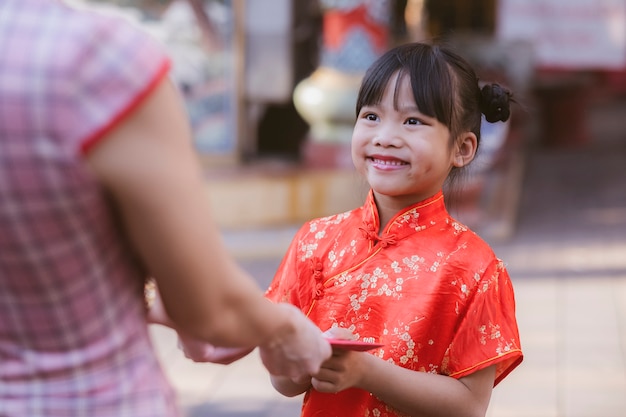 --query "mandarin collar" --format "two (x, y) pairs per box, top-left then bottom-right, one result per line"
(360, 190), (449, 245)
